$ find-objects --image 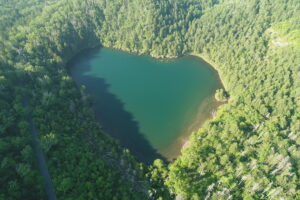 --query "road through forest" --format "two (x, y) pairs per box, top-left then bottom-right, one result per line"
(24, 96), (57, 200)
